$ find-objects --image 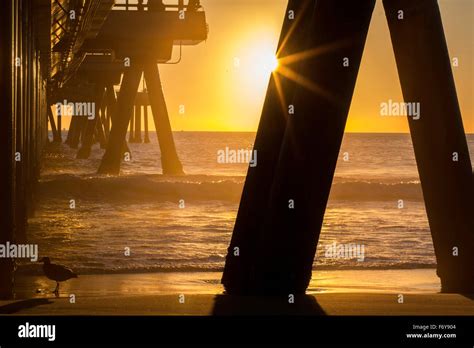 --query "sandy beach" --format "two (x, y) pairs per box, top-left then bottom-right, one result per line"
(12, 268), (441, 297)
(1, 268), (472, 316)
(2, 293), (473, 316)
